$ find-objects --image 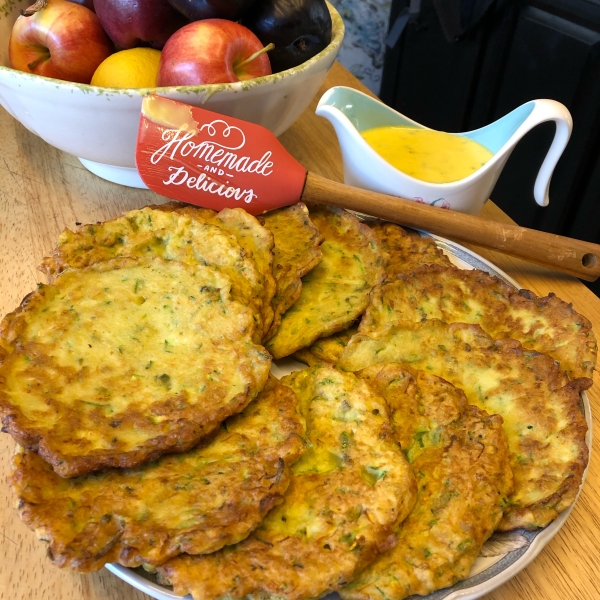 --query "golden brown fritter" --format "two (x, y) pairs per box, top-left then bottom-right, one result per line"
(360, 264), (597, 380)
(0, 258), (271, 478)
(265, 206), (386, 359)
(39, 207), (266, 342)
(356, 363), (469, 462)
(337, 319), (589, 531)
(367, 220), (452, 276)
(153, 202), (218, 222)
(11, 377), (305, 572)
(154, 202), (277, 340)
(259, 203), (323, 342)
(214, 208), (276, 337)
(294, 325), (359, 367)
(341, 365), (513, 600)
(157, 367), (417, 600)
(295, 221), (452, 369)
